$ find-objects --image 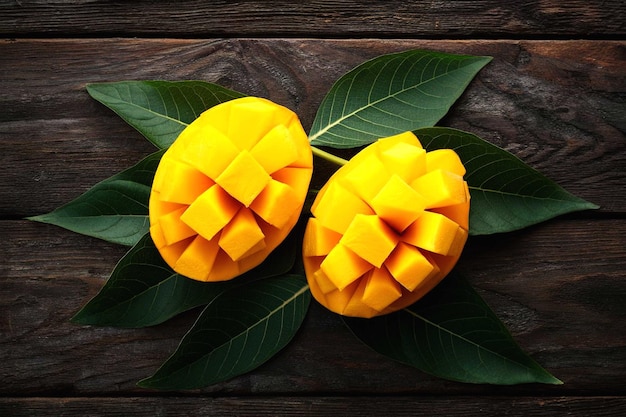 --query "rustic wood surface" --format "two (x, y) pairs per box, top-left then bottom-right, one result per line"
(1, 1), (625, 416)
